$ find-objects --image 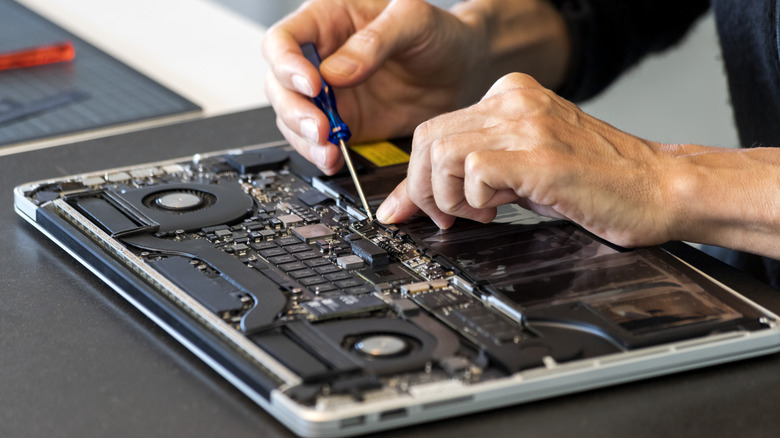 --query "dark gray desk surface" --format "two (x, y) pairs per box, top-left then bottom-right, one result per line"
(3, 107), (780, 438)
